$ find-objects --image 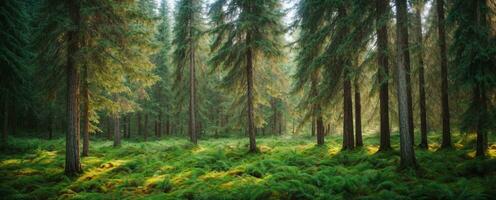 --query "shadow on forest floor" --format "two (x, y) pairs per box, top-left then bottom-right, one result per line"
(0, 133), (495, 199)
